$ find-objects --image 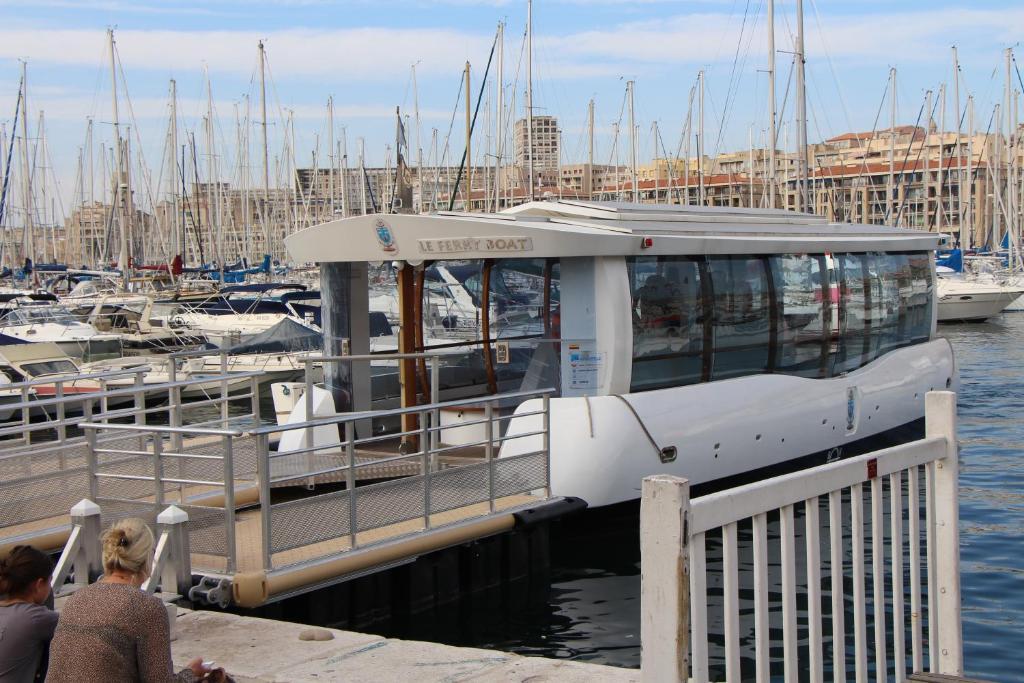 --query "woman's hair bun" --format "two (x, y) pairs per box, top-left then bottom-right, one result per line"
(100, 519), (154, 577)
